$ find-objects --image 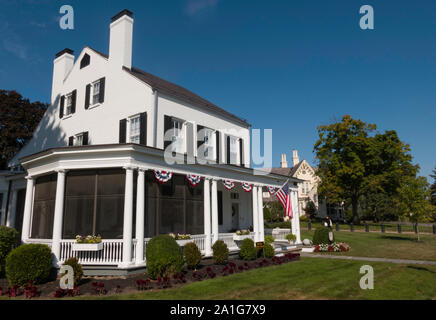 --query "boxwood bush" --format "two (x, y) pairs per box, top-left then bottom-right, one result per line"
(313, 226), (334, 245)
(264, 242), (275, 258)
(239, 238), (257, 261)
(212, 240), (229, 265)
(145, 235), (184, 279)
(0, 226), (20, 277)
(5, 243), (53, 286)
(264, 235), (275, 244)
(184, 242), (202, 269)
